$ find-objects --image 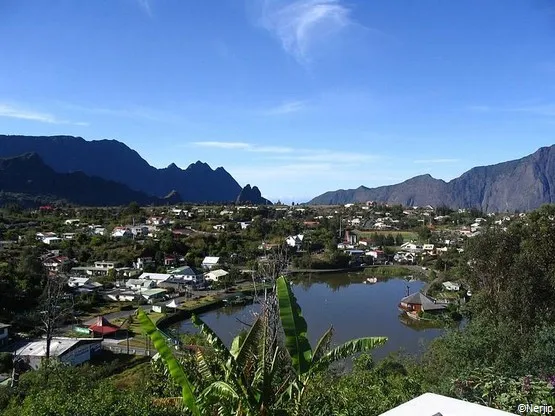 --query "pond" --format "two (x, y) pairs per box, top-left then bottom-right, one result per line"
(171, 273), (446, 360)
